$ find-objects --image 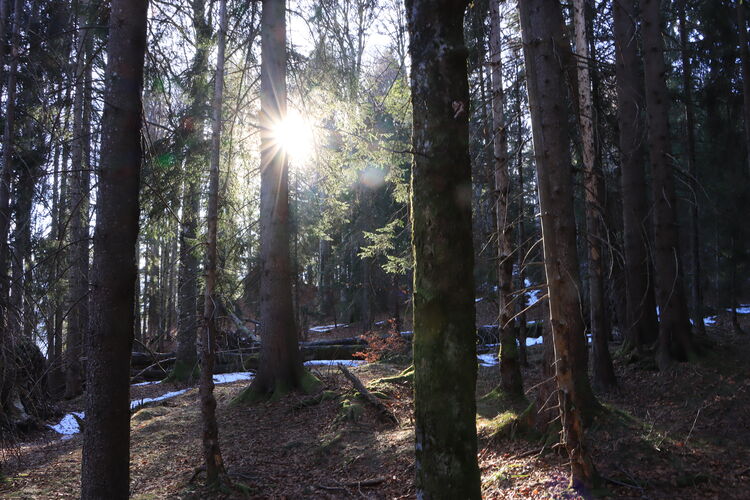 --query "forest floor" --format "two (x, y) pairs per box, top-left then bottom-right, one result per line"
(1, 311), (749, 499)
